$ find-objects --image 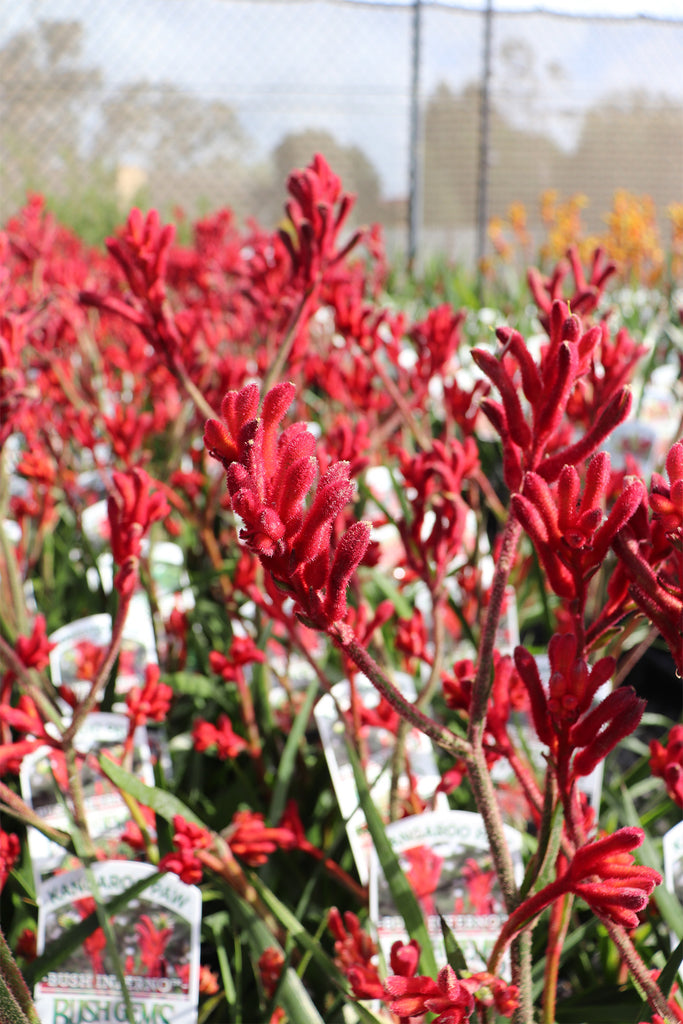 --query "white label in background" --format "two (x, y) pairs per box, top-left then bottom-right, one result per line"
(33, 861), (201, 1024)
(369, 809), (523, 973)
(314, 673), (444, 884)
(49, 606), (157, 706)
(20, 713), (155, 883)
